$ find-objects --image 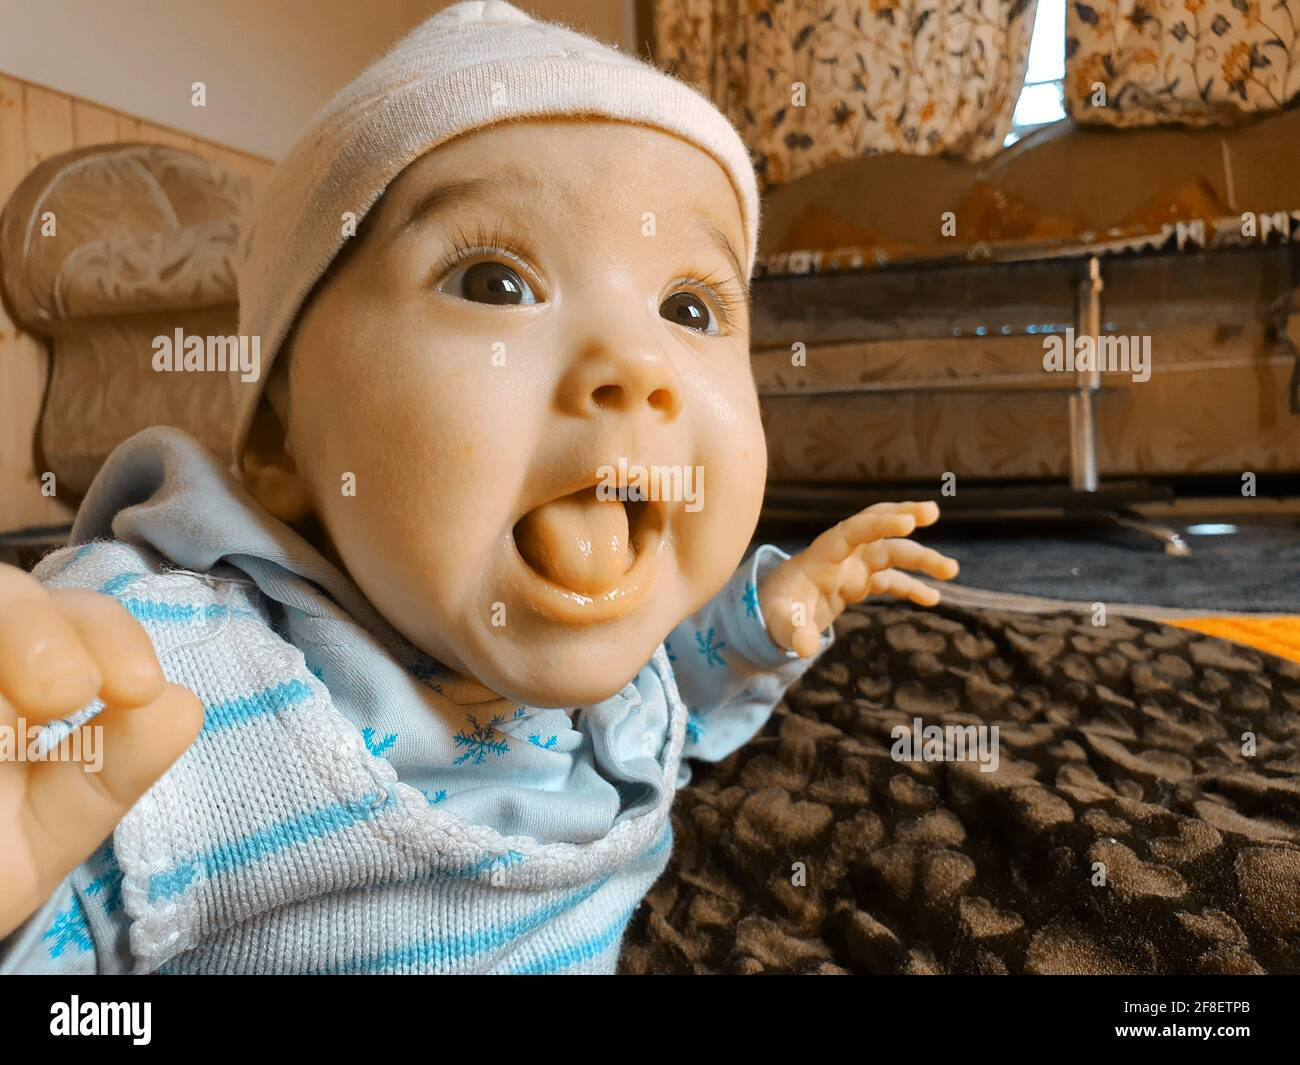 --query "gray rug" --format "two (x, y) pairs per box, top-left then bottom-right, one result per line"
(769, 518), (1300, 614)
